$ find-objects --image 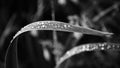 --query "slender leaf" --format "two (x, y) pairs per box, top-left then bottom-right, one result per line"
(5, 21), (115, 68)
(55, 43), (120, 68)
(11, 21), (113, 43)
